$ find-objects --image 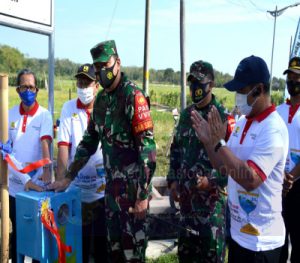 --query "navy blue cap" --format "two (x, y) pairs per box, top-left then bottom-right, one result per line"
(224, 55), (270, 91)
(75, 63), (96, 80)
